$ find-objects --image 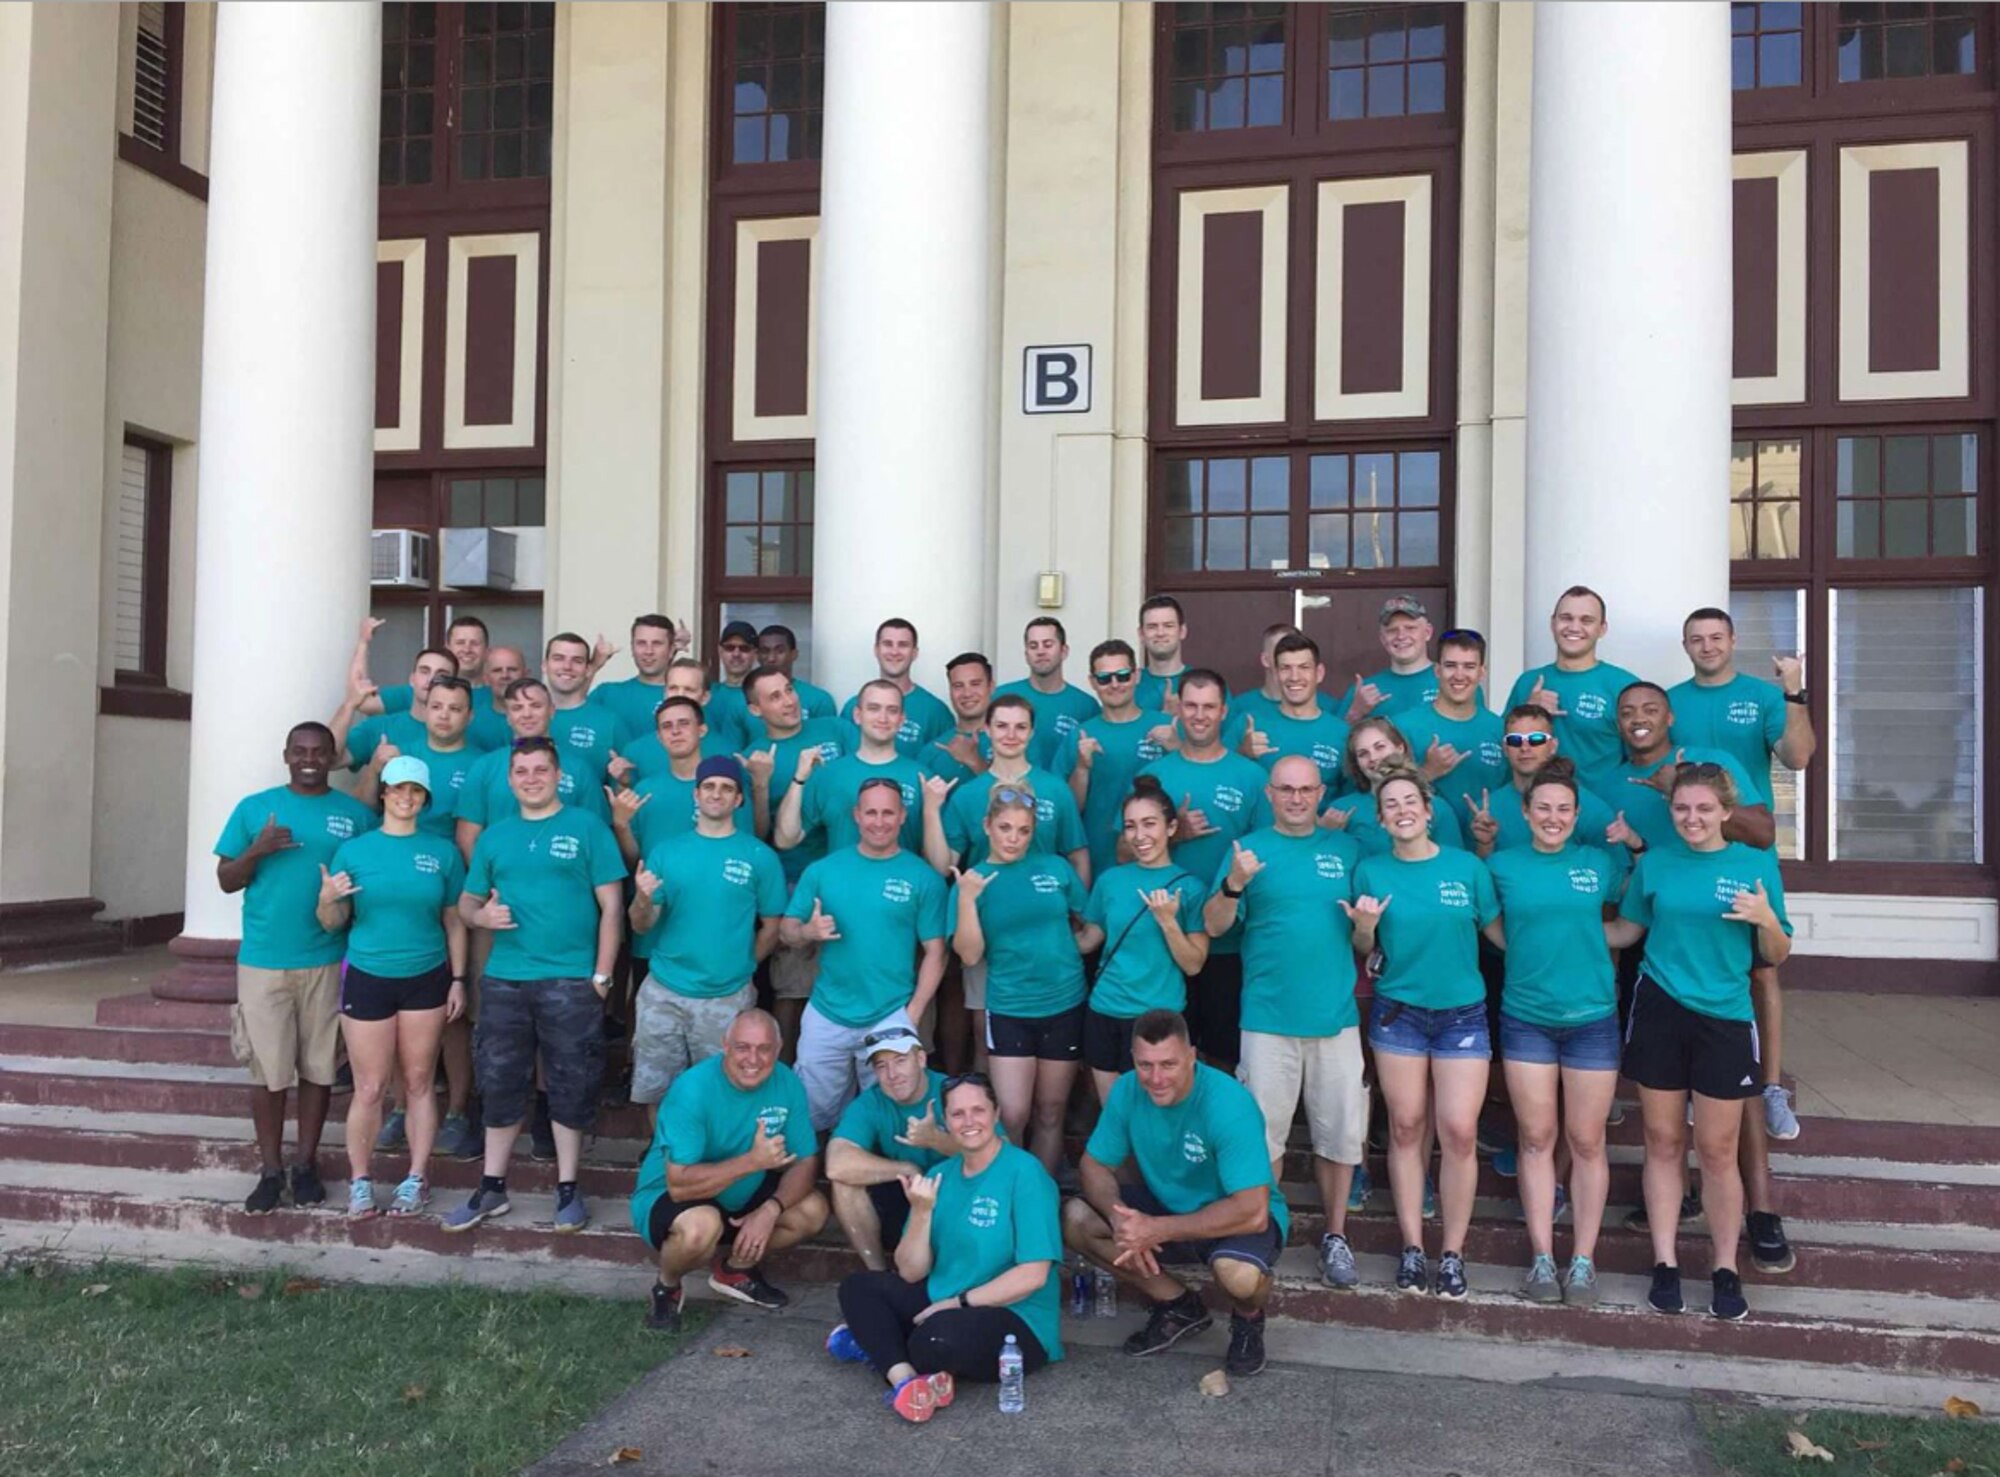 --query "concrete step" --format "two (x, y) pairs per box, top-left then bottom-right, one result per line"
(0, 1022), (241, 1068)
